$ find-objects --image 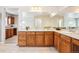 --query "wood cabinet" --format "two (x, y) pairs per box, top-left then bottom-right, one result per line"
(72, 38), (79, 53)
(54, 32), (61, 51)
(8, 29), (10, 38)
(54, 32), (73, 53)
(13, 28), (17, 35)
(5, 28), (17, 39)
(60, 35), (72, 53)
(18, 32), (26, 47)
(18, 31), (54, 47)
(45, 32), (53, 46)
(5, 29), (11, 39)
(5, 29), (9, 39)
(36, 32), (44, 46)
(72, 39), (79, 46)
(26, 32), (35, 46)
(18, 31), (79, 52)
(10, 29), (13, 37)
